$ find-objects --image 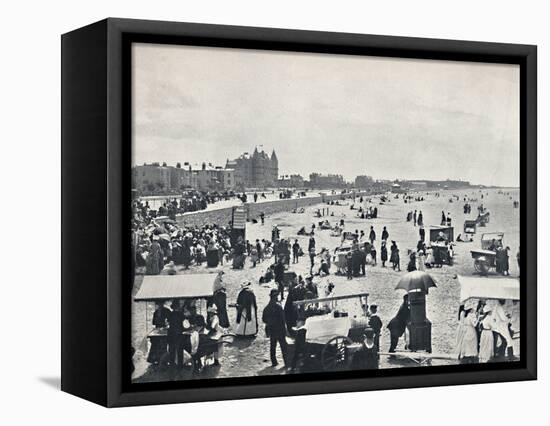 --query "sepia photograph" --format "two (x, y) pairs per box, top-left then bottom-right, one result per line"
(130, 42), (521, 384)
